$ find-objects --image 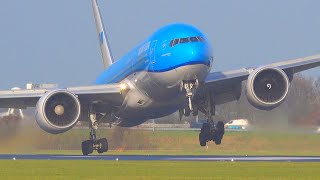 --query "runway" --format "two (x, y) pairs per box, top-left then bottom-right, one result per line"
(0, 154), (320, 162)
